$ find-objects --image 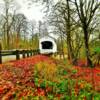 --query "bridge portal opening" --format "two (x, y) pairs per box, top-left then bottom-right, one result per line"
(41, 41), (53, 49)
